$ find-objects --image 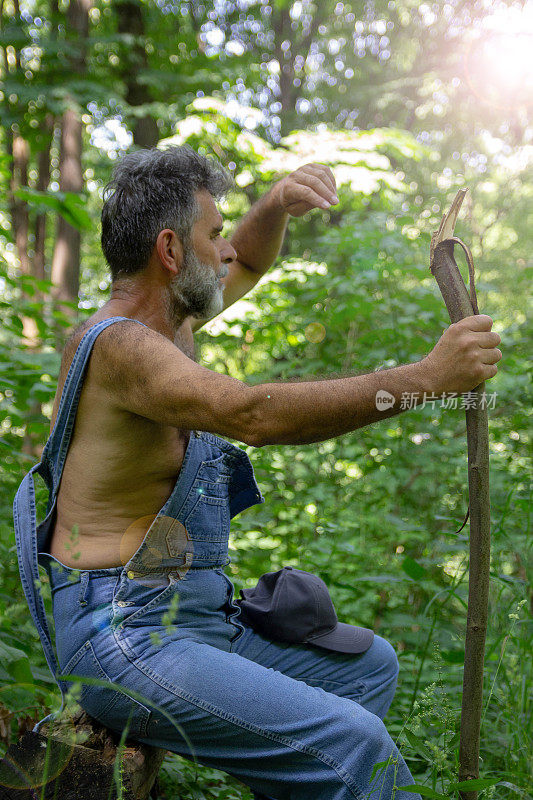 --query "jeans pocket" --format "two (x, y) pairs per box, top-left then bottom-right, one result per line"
(113, 573), (182, 629)
(60, 640), (152, 737)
